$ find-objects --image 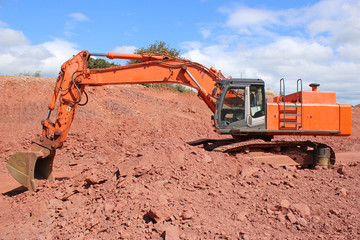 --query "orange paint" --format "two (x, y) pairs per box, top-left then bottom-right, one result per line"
(268, 90), (351, 136)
